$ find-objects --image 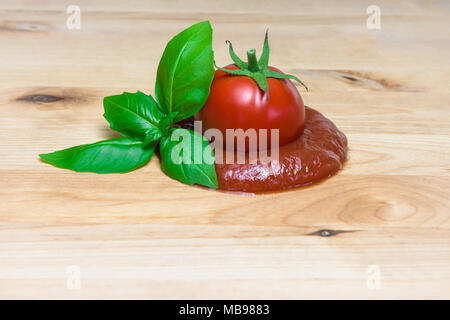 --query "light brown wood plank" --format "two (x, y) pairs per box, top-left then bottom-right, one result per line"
(0, 0), (449, 299)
